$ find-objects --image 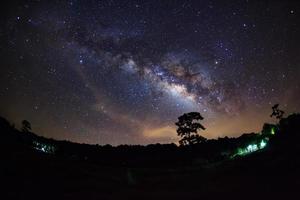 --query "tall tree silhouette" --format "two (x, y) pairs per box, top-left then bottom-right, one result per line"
(175, 112), (206, 146)
(270, 104), (284, 120)
(22, 120), (31, 132)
